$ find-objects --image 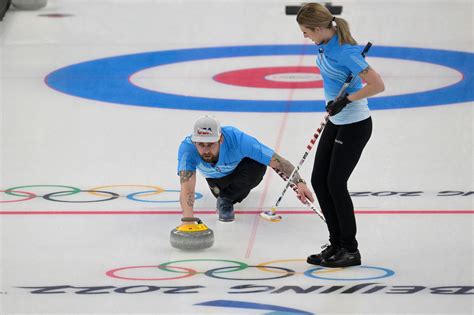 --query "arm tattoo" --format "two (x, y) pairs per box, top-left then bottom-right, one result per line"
(186, 193), (195, 207)
(179, 171), (195, 184)
(271, 154), (302, 183)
